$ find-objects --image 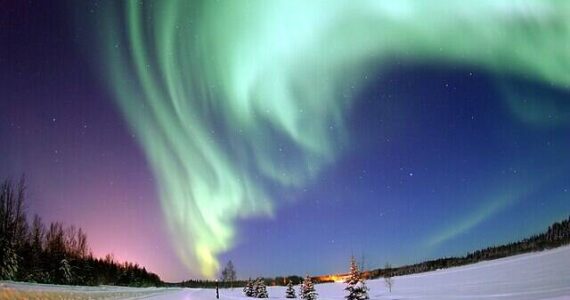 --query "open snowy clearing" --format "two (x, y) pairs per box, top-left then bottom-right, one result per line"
(0, 281), (180, 299)
(2, 245), (570, 300)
